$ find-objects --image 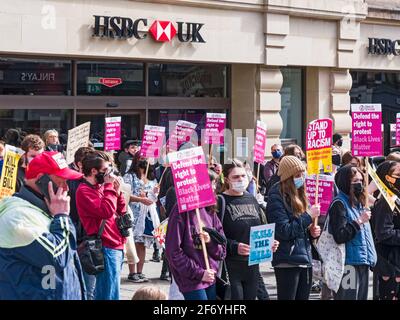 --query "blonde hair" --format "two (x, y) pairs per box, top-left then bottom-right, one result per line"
(131, 286), (167, 300)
